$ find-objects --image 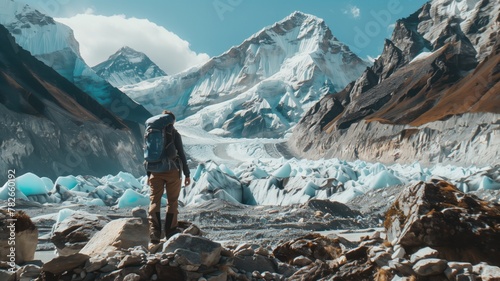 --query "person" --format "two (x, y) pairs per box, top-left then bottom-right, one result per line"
(147, 110), (190, 245)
